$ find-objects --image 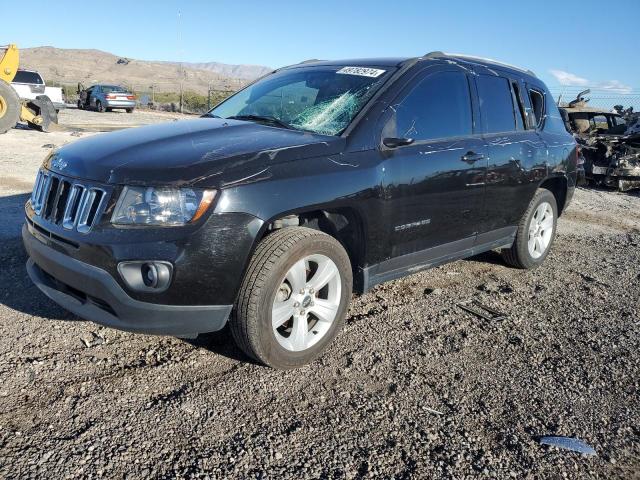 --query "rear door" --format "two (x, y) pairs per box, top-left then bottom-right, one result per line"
(379, 64), (487, 261)
(90, 86), (100, 106)
(475, 74), (547, 242)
